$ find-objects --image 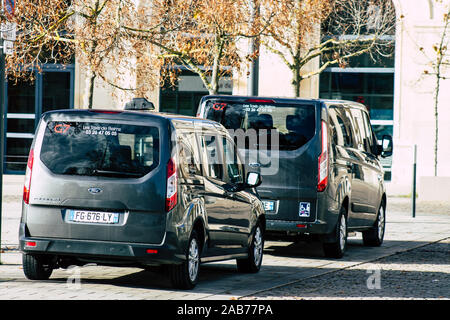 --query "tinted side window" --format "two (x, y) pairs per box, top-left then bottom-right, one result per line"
(223, 137), (244, 184)
(200, 134), (224, 180)
(329, 107), (353, 147)
(350, 108), (374, 154)
(178, 132), (201, 178)
(362, 112), (377, 154)
(350, 109), (367, 152)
